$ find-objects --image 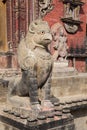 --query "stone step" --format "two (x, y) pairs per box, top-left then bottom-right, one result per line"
(52, 67), (78, 77)
(52, 62), (78, 77)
